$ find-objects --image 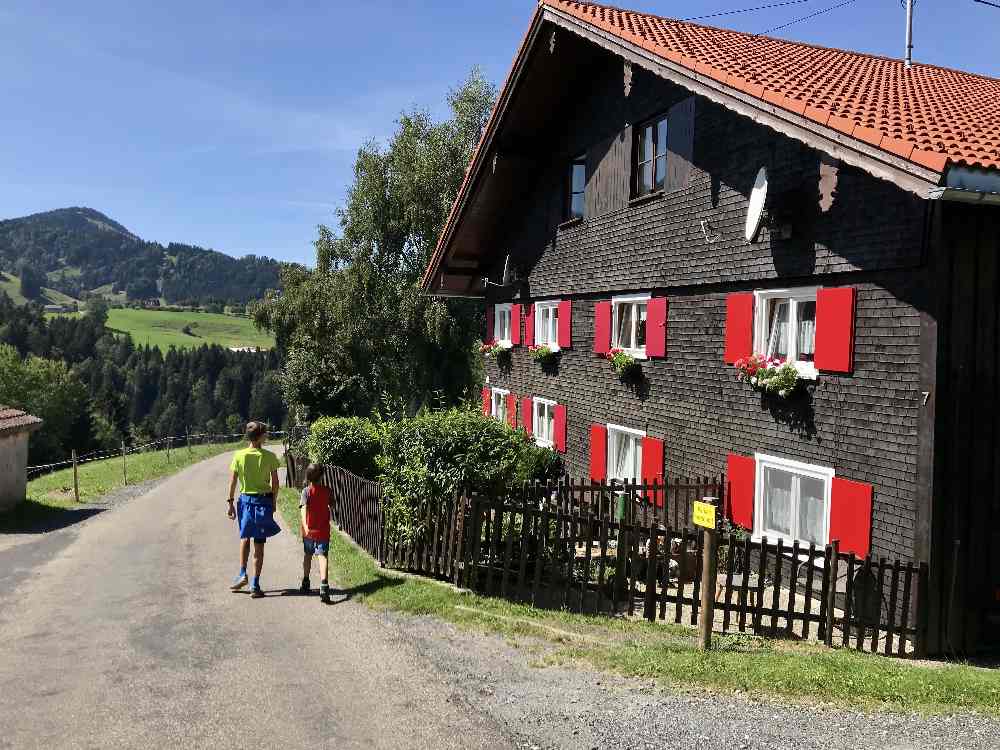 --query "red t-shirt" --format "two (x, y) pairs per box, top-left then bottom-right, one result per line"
(300, 485), (331, 542)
